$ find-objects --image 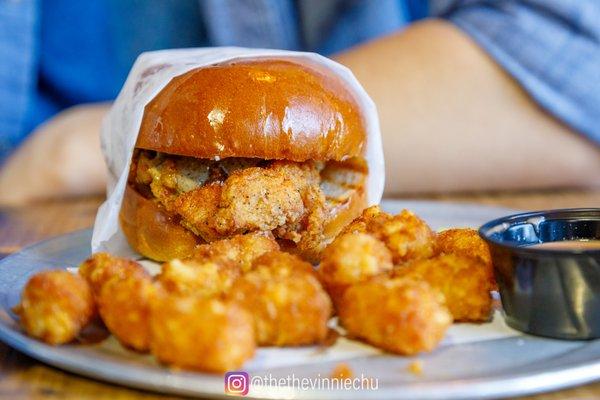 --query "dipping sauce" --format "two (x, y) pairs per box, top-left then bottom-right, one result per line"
(529, 240), (600, 250)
